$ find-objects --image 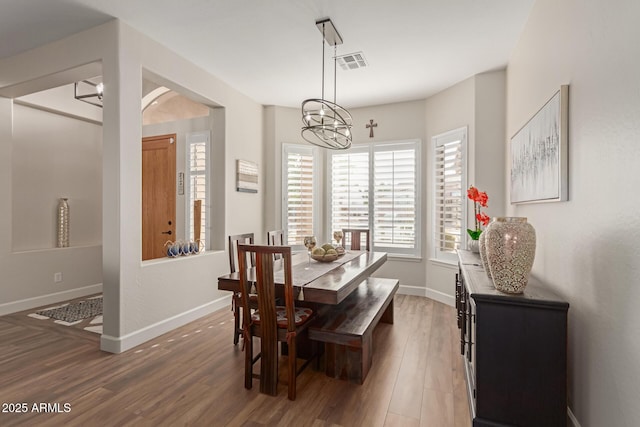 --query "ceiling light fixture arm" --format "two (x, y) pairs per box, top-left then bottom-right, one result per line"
(301, 17), (352, 150)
